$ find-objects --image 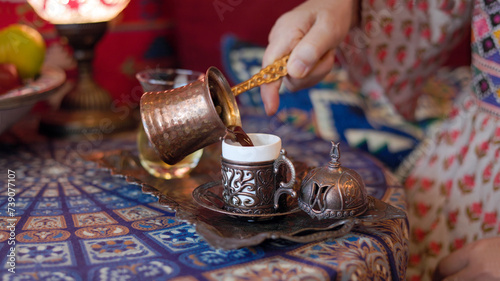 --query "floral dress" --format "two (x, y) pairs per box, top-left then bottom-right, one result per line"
(341, 0), (500, 280)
